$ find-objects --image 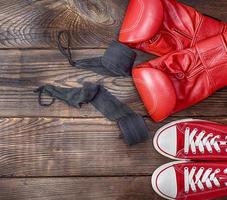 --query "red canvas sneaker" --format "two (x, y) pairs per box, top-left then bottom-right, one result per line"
(153, 119), (227, 160)
(152, 161), (227, 200)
